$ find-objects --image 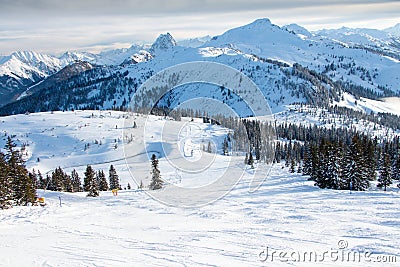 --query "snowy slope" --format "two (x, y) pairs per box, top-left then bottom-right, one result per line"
(385, 23), (400, 37)
(0, 51), (62, 80)
(1, 166), (399, 266)
(0, 111), (399, 266)
(178, 35), (212, 48)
